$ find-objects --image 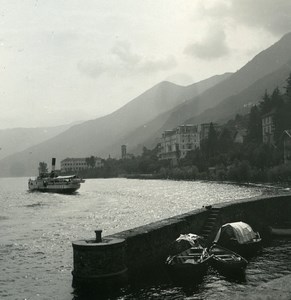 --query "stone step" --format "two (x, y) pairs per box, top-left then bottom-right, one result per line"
(204, 225), (214, 230)
(207, 218), (217, 223)
(209, 213), (219, 217)
(206, 220), (216, 224)
(209, 208), (220, 211)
